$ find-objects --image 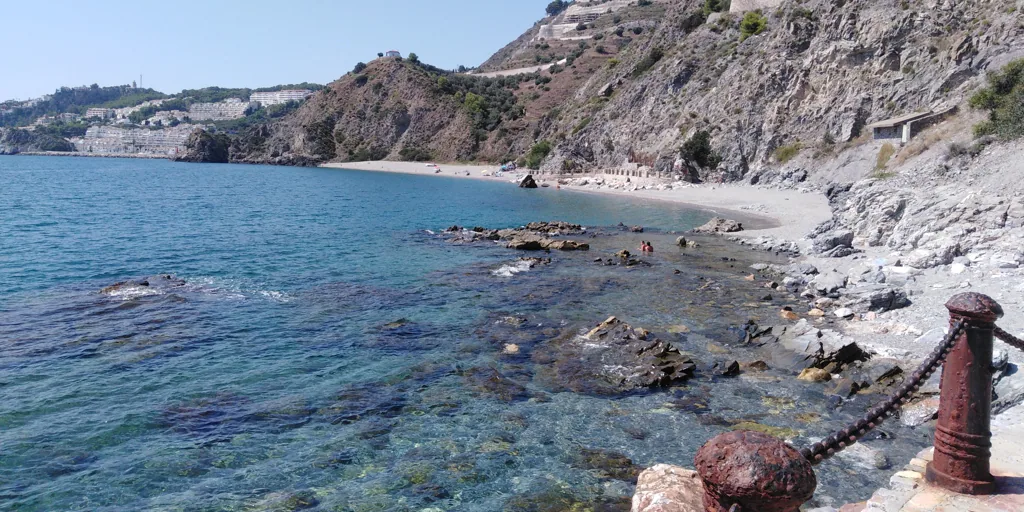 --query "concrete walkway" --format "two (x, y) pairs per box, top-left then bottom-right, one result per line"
(844, 405), (1024, 511)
